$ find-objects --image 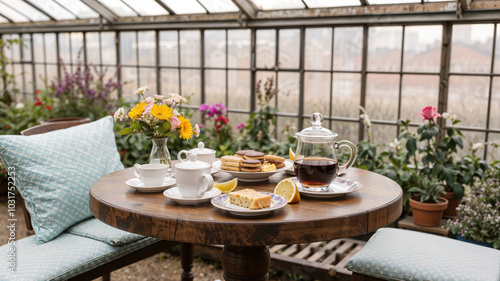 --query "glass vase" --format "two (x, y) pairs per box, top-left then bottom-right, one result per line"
(150, 138), (172, 176)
